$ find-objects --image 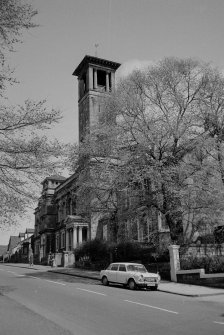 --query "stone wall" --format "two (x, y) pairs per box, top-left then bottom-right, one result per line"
(55, 253), (63, 267)
(180, 243), (224, 258)
(169, 243), (224, 287)
(176, 269), (224, 288)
